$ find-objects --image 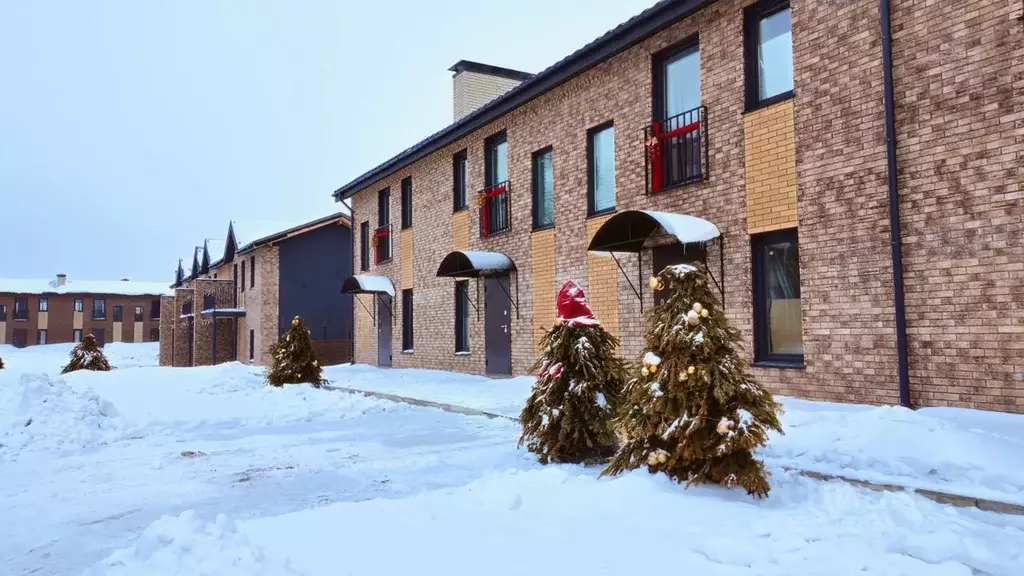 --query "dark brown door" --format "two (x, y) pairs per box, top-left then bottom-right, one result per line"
(652, 243), (706, 307)
(12, 329), (27, 348)
(377, 294), (392, 367)
(484, 275), (512, 375)
(92, 328), (106, 347)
